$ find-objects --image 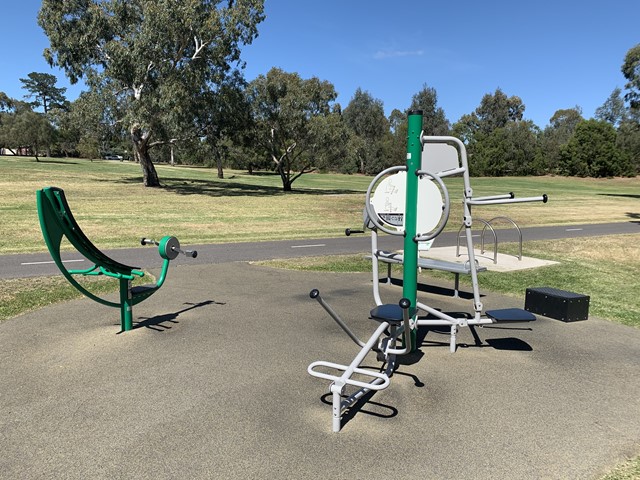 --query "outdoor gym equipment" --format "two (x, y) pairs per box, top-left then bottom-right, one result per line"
(363, 122), (548, 353)
(36, 186), (197, 332)
(307, 111), (547, 432)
